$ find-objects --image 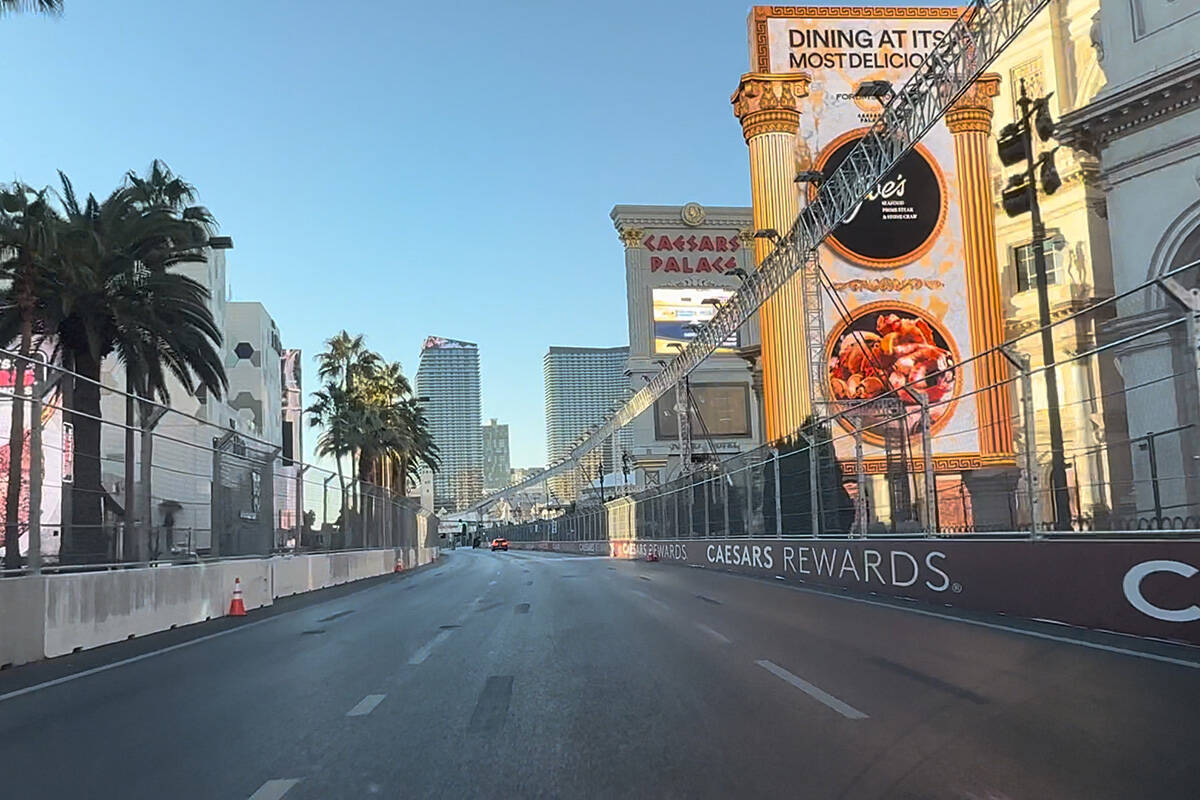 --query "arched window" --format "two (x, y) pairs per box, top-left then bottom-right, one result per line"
(1168, 223), (1200, 287)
